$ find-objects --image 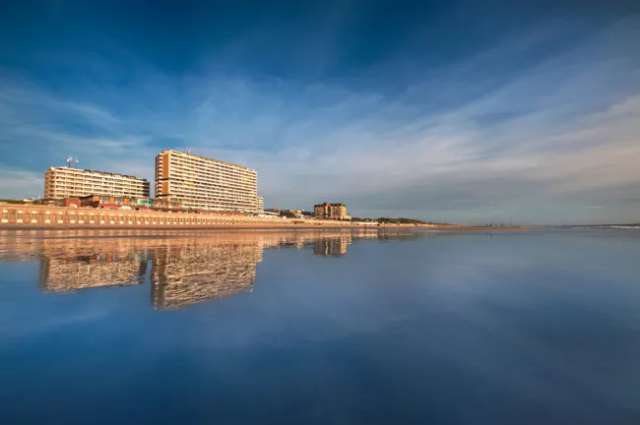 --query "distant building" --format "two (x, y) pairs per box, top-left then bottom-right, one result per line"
(288, 209), (304, 219)
(313, 202), (350, 220)
(155, 150), (263, 214)
(262, 209), (281, 217)
(275, 209), (304, 219)
(44, 167), (150, 200)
